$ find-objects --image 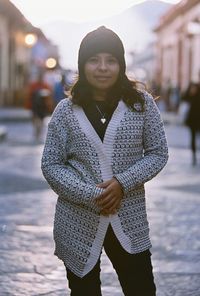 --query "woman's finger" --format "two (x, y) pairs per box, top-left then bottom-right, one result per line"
(96, 193), (114, 207)
(101, 203), (119, 216)
(97, 180), (112, 188)
(106, 200), (121, 213)
(95, 187), (113, 203)
(100, 196), (119, 210)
